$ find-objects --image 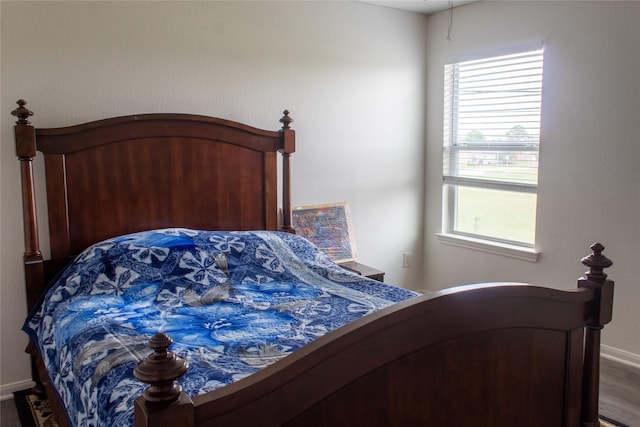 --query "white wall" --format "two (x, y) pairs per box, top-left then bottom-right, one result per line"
(0, 1), (427, 397)
(425, 1), (640, 363)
